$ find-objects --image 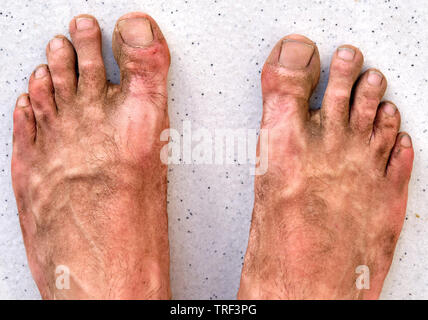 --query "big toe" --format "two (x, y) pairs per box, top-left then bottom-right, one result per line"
(112, 12), (170, 99)
(261, 34), (320, 130)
